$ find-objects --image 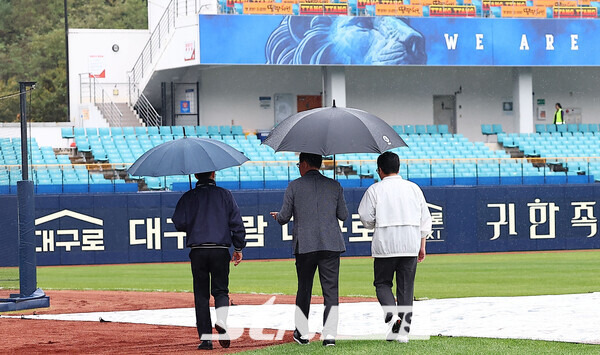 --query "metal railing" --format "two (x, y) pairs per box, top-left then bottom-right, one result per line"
(130, 83), (162, 127)
(79, 73), (124, 127)
(0, 157), (597, 194)
(129, 0), (202, 102)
